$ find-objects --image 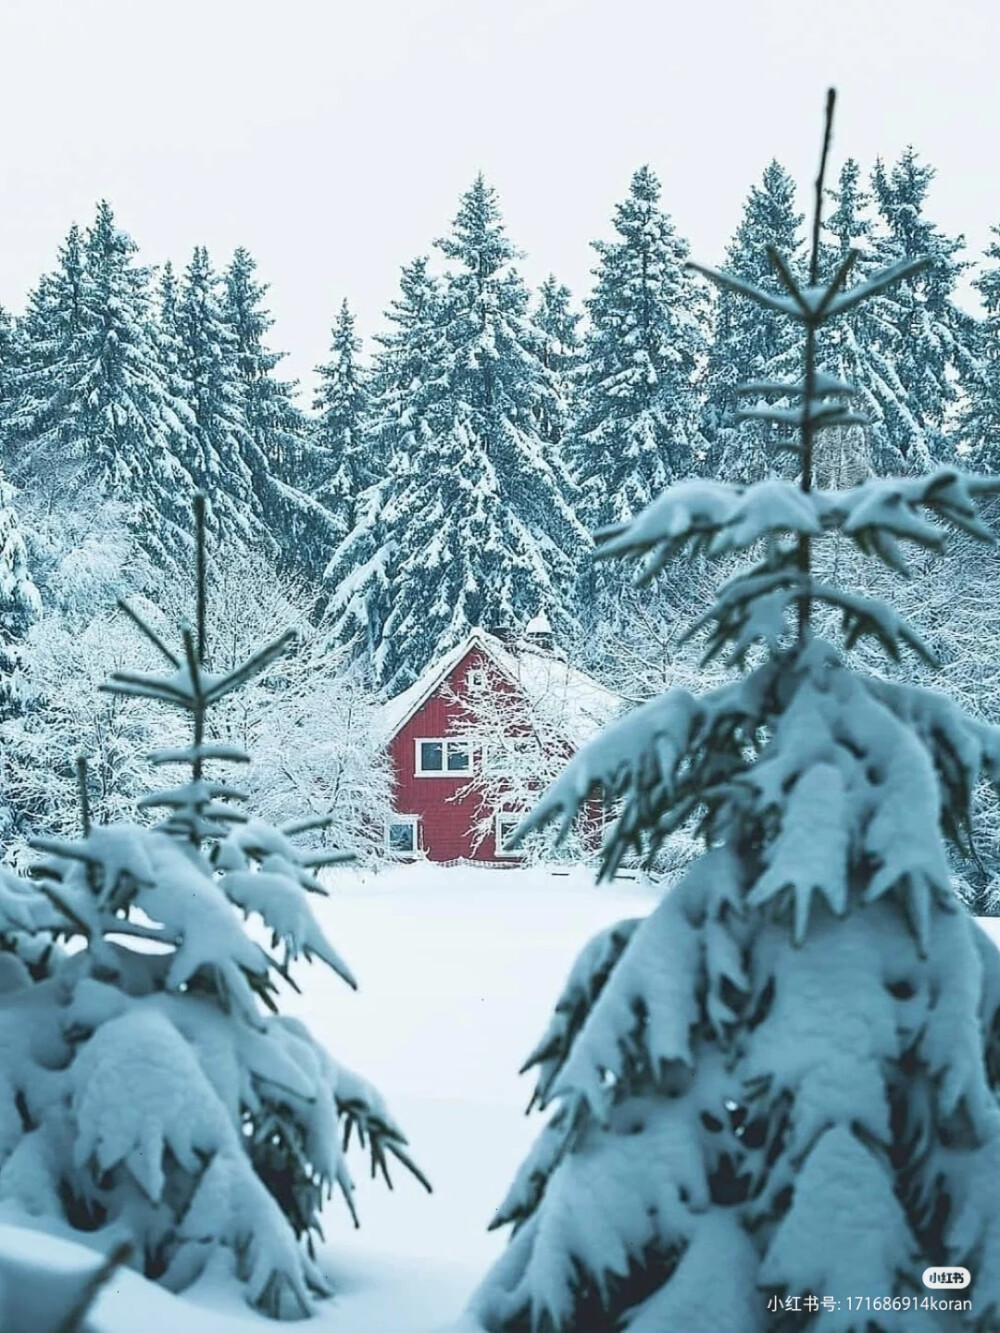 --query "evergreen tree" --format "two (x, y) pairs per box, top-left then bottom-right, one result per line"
(702, 162), (804, 482)
(311, 299), (371, 544)
(324, 178), (588, 694)
(569, 167), (706, 529)
(964, 225), (1000, 472)
(0, 471), (39, 723)
(532, 274), (581, 453)
(474, 92), (1000, 1333)
(172, 246), (262, 552)
(4, 205), (194, 570)
(220, 248), (336, 575)
(861, 148), (977, 471)
(0, 497), (428, 1320)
